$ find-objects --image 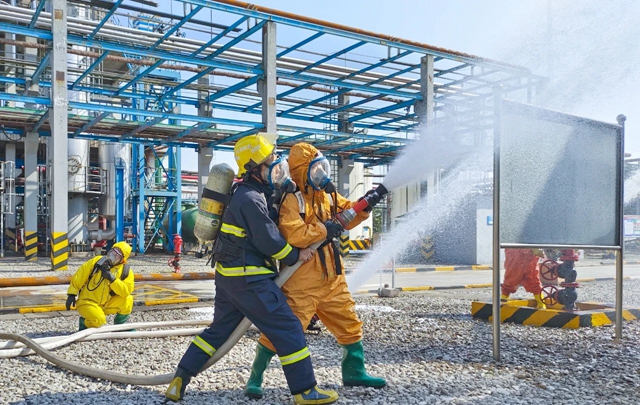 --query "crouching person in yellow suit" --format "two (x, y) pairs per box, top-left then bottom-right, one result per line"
(65, 241), (134, 330)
